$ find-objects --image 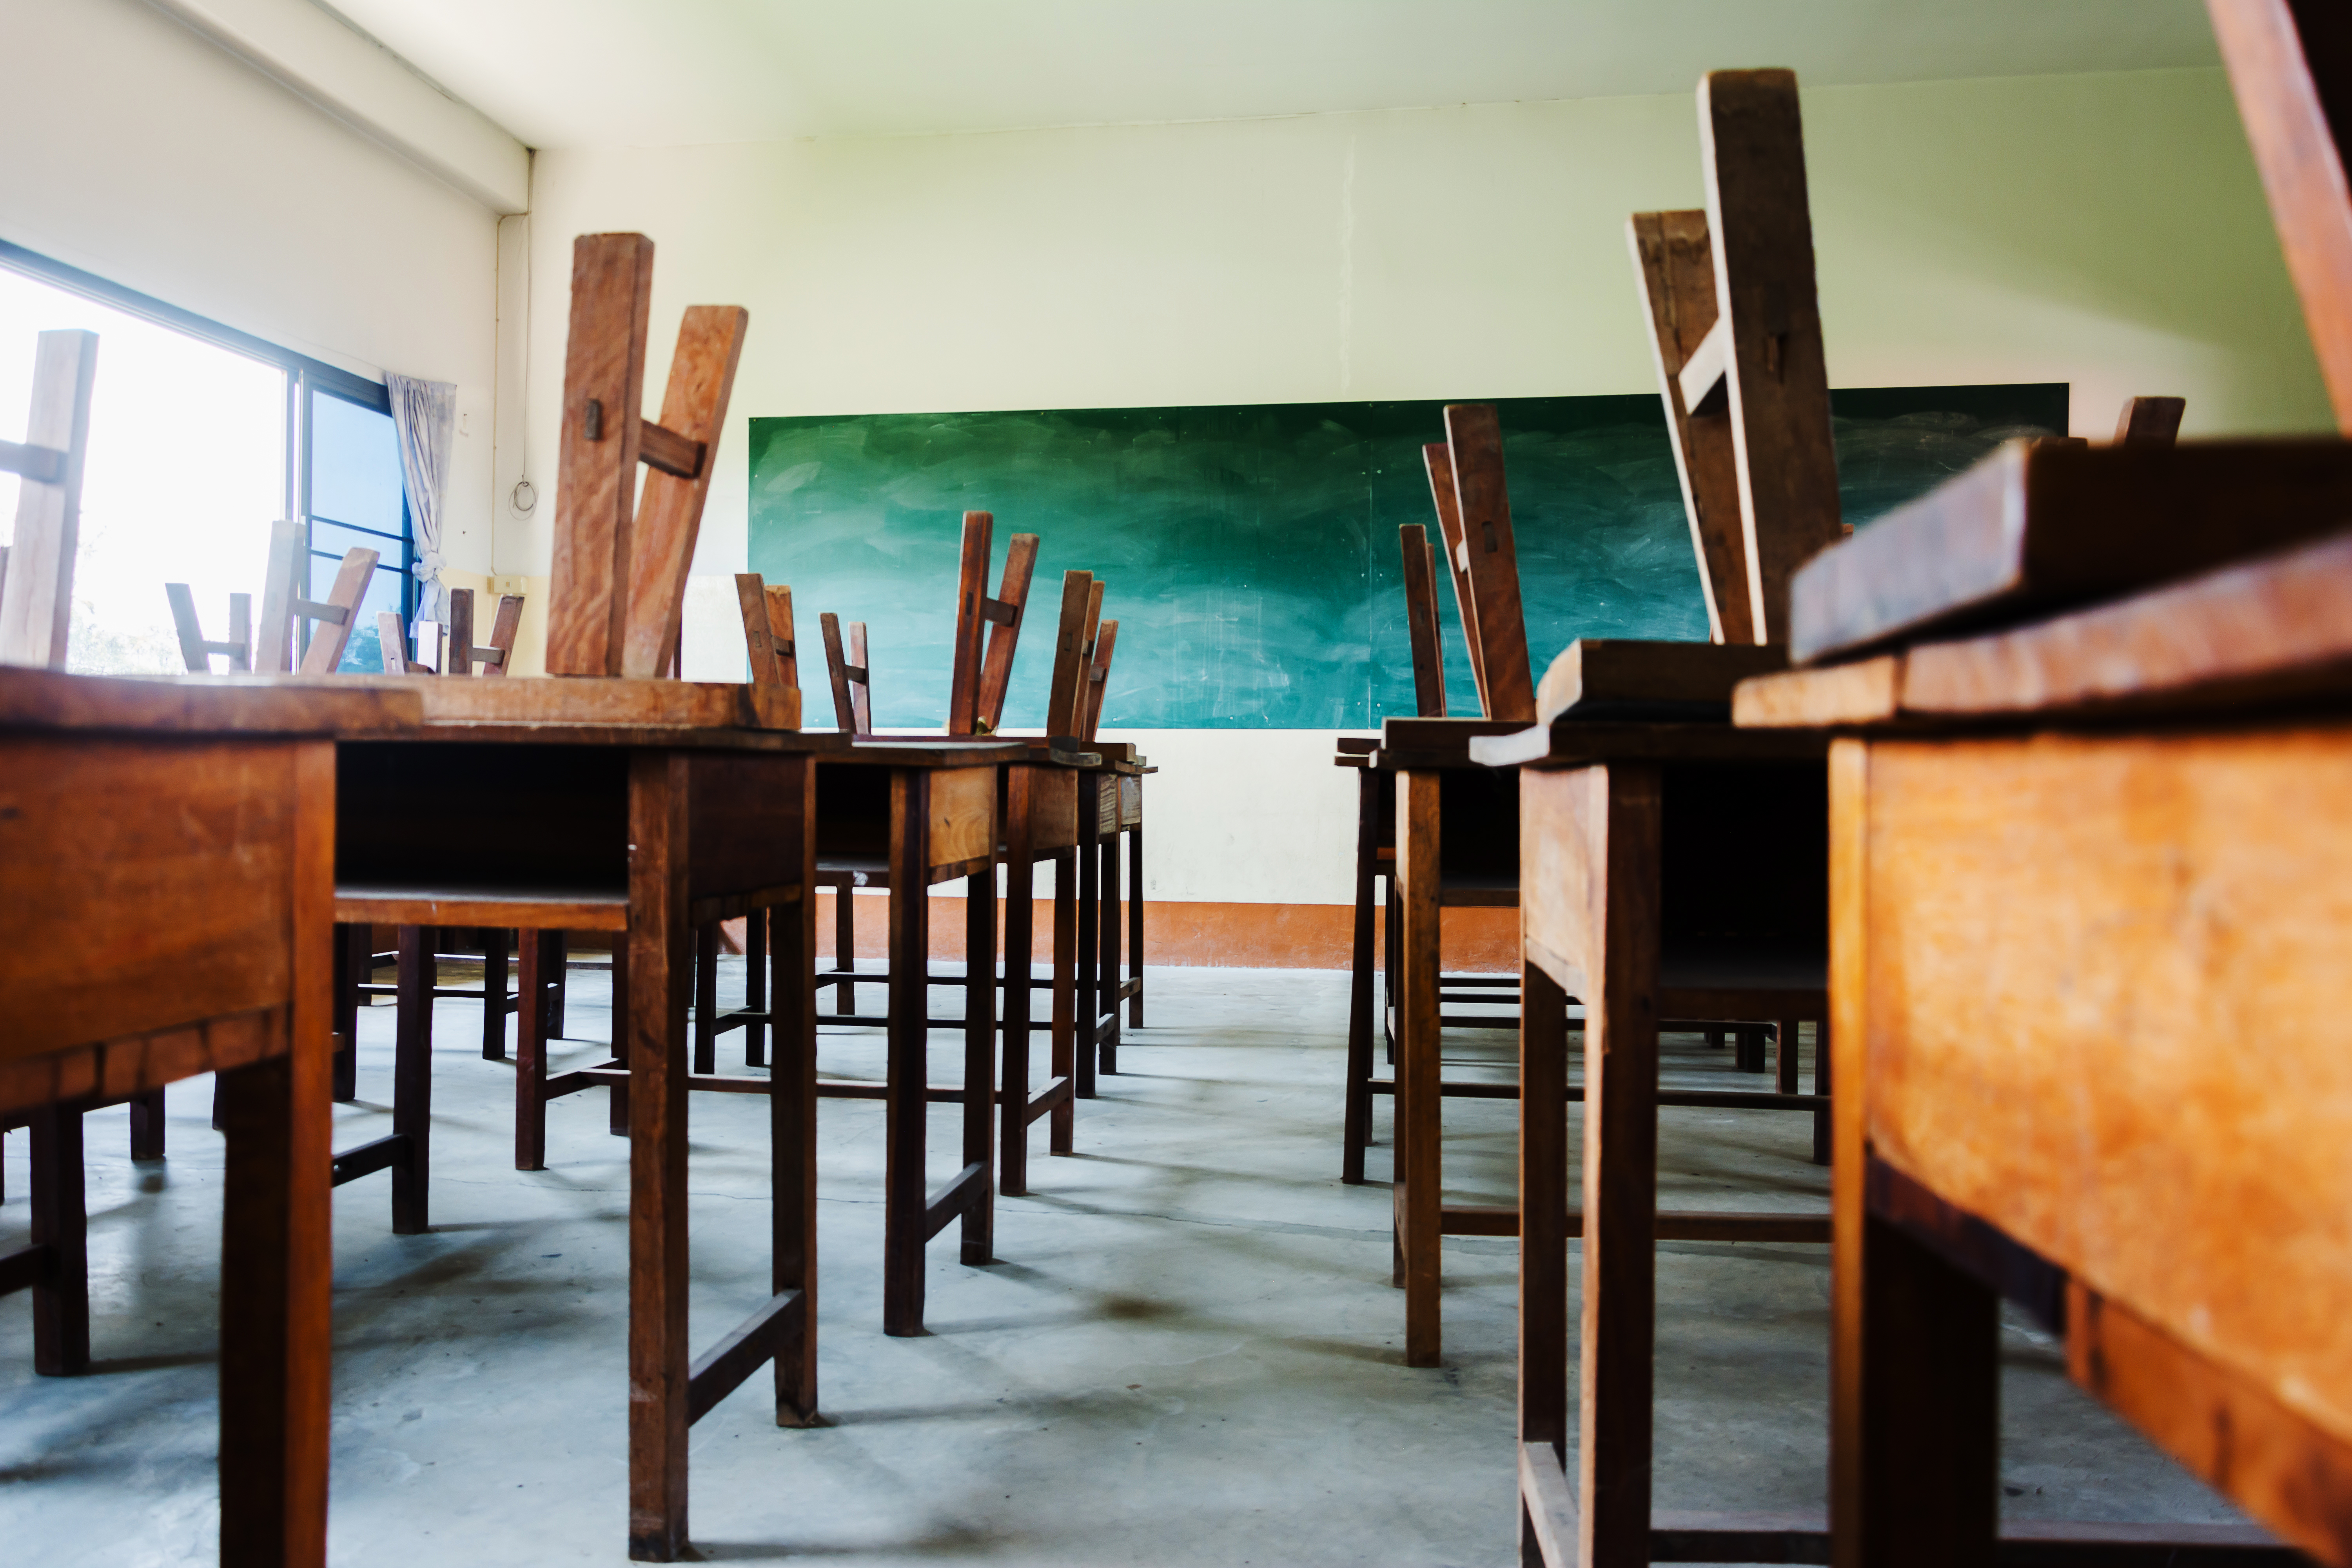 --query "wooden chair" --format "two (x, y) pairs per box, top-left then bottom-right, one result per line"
(255, 518), (377, 676)
(166, 587), (252, 672)
(819, 612), (872, 735)
(0, 327), (97, 671)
